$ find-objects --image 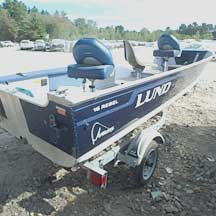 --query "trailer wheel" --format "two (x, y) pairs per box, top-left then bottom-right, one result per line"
(135, 141), (158, 185)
